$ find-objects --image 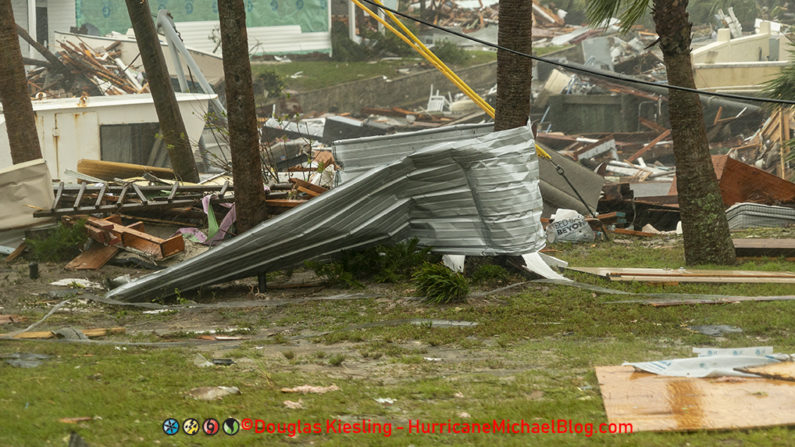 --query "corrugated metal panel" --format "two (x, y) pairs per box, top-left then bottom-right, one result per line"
(107, 126), (545, 301)
(334, 123), (494, 184)
(171, 21), (331, 55)
(334, 124), (603, 217)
